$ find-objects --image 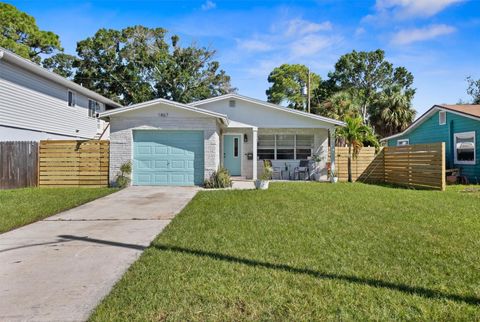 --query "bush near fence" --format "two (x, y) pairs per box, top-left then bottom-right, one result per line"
(331, 142), (446, 191)
(39, 140), (109, 187)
